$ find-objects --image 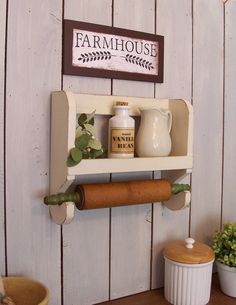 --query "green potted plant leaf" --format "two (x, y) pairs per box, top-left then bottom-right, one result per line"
(212, 222), (236, 297)
(67, 111), (104, 167)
